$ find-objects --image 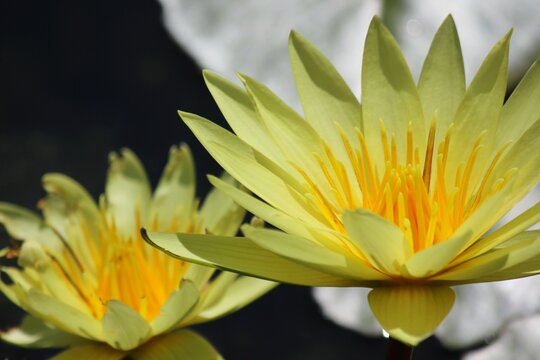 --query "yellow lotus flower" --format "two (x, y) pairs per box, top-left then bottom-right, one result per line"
(144, 15), (540, 347)
(0, 146), (275, 359)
